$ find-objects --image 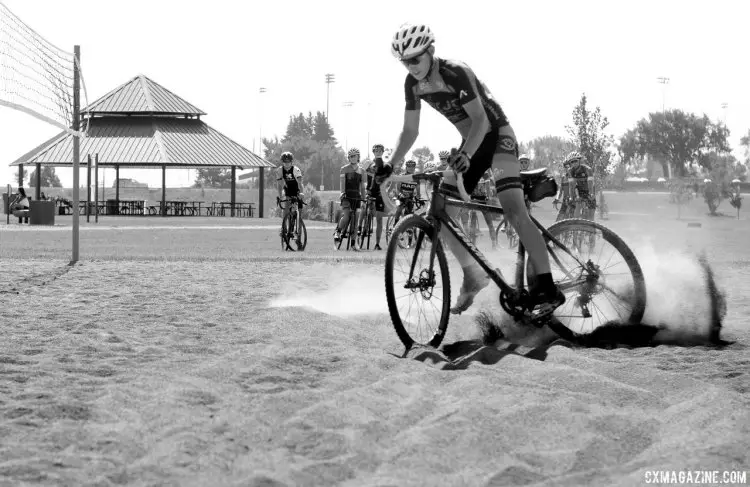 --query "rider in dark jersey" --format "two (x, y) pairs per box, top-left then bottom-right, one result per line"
(564, 151), (595, 220)
(276, 151), (304, 238)
(383, 22), (564, 317)
(390, 159), (421, 228)
(335, 147), (366, 246)
(361, 144), (392, 250)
